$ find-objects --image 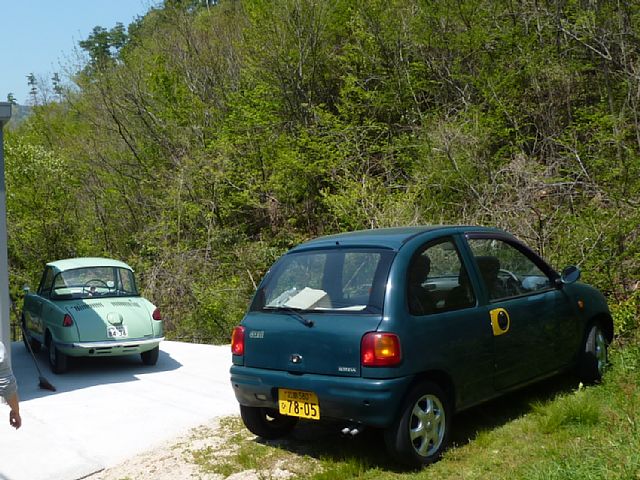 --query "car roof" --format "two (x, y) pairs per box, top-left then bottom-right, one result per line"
(289, 225), (508, 252)
(46, 257), (133, 272)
